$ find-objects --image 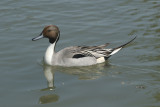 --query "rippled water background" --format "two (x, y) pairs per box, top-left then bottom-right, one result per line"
(0, 0), (160, 107)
